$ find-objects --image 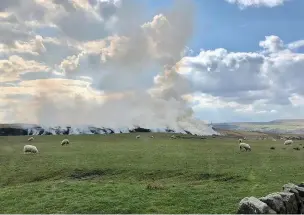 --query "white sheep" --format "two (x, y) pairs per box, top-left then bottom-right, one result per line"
(284, 139), (293, 145)
(150, 135), (154, 138)
(23, 144), (39, 154)
(61, 139), (70, 146)
(136, 135), (140, 139)
(28, 136), (34, 141)
(171, 135), (176, 139)
(239, 142), (251, 152)
(238, 138), (243, 143)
